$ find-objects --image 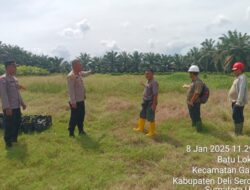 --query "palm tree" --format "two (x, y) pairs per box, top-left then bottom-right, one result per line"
(199, 39), (216, 72)
(129, 51), (142, 73)
(171, 54), (186, 71)
(186, 47), (201, 69)
(102, 51), (119, 73)
(60, 61), (71, 73)
(160, 54), (172, 71)
(48, 56), (64, 73)
(79, 53), (91, 69)
(118, 52), (131, 73)
(142, 53), (162, 72)
(217, 30), (250, 72)
(89, 56), (102, 72)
